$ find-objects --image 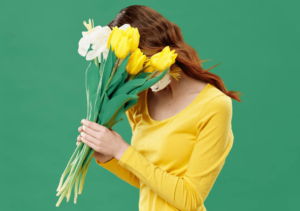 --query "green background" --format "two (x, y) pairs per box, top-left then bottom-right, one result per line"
(1, 0), (299, 210)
